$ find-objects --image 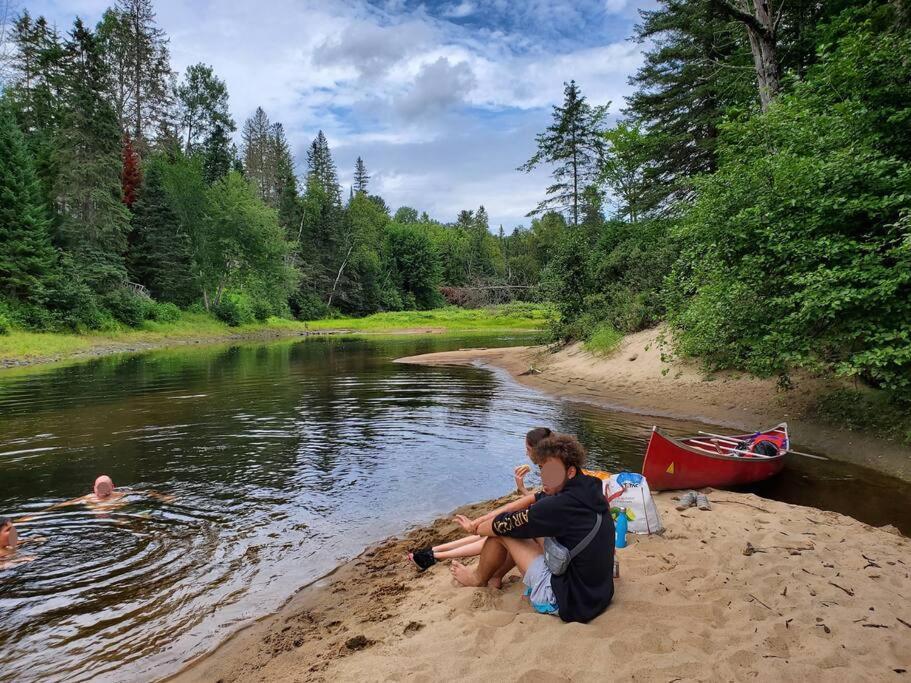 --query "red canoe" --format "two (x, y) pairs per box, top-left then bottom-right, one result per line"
(642, 423), (789, 491)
